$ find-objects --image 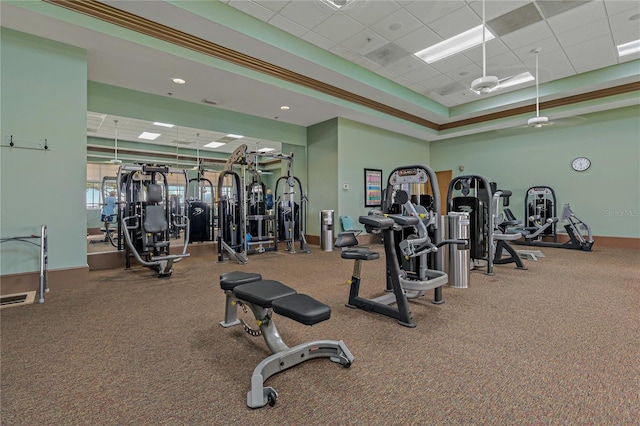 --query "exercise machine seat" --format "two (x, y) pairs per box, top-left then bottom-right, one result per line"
(272, 293), (331, 325)
(144, 184), (168, 234)
(219, 271), (263, 291)
(233, 280), (297, 308)
(340, 248), (380, 261)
